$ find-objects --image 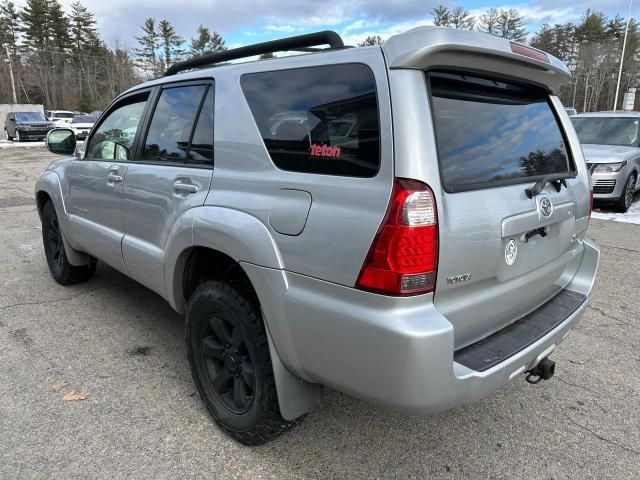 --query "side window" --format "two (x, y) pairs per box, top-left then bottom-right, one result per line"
(187, 87), (214, 165)
(142, 85), (207, 163)
(240, 64), (380, 177)
(86, 94), (148, 161)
